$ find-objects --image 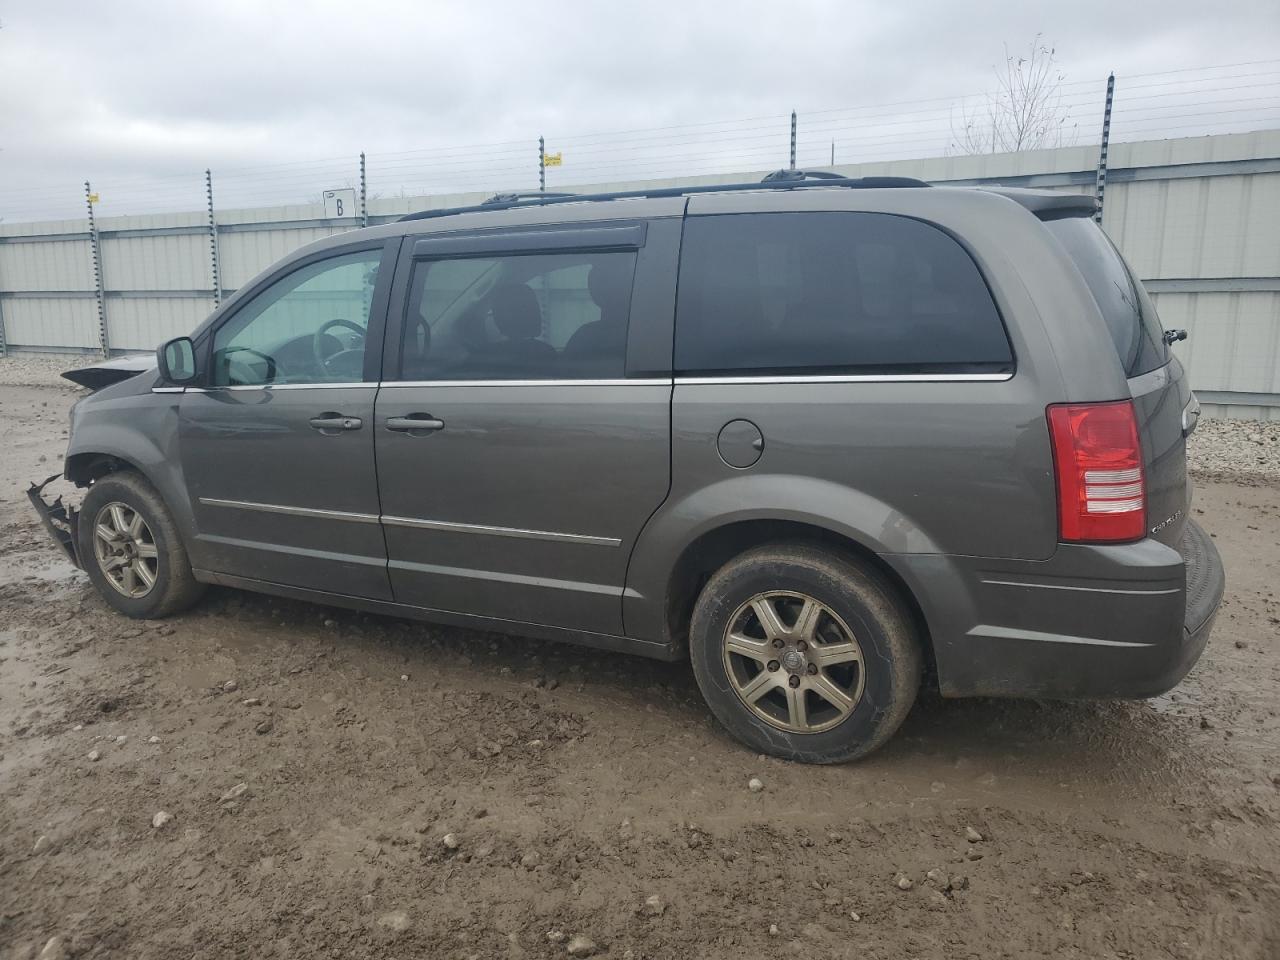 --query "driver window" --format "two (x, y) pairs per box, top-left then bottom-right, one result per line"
(211, 250), (382, 386)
